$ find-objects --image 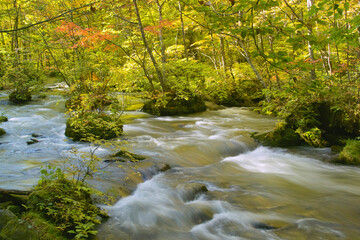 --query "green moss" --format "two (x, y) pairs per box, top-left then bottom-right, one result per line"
(0, 128), (5, 136)
(0, 116), (8, 123)
(28, 178), (105, 239)
(252, 122), (303, 148)
(332, 140), (360, 165)
(21, 212), (66, 240)
(296, 127), (328, 148)
(65, 114), (123, 141)
(9, 91), (32, 104)
(113, 150), (146, 162)
(143, 95), (206, 116)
